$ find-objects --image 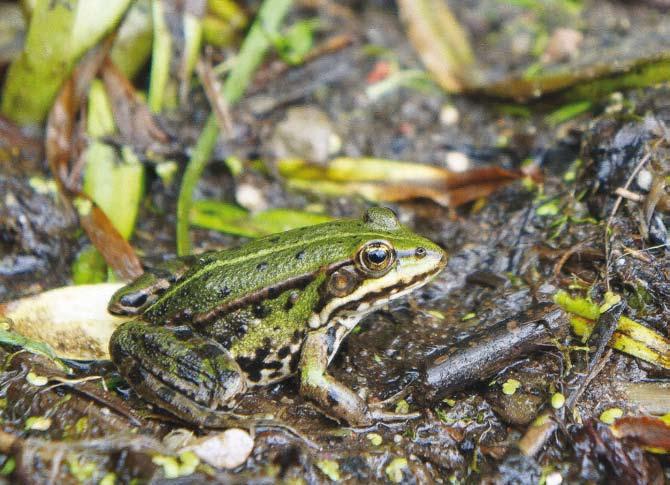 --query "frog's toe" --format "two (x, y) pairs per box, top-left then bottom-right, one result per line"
(368, 409), (422, 423)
